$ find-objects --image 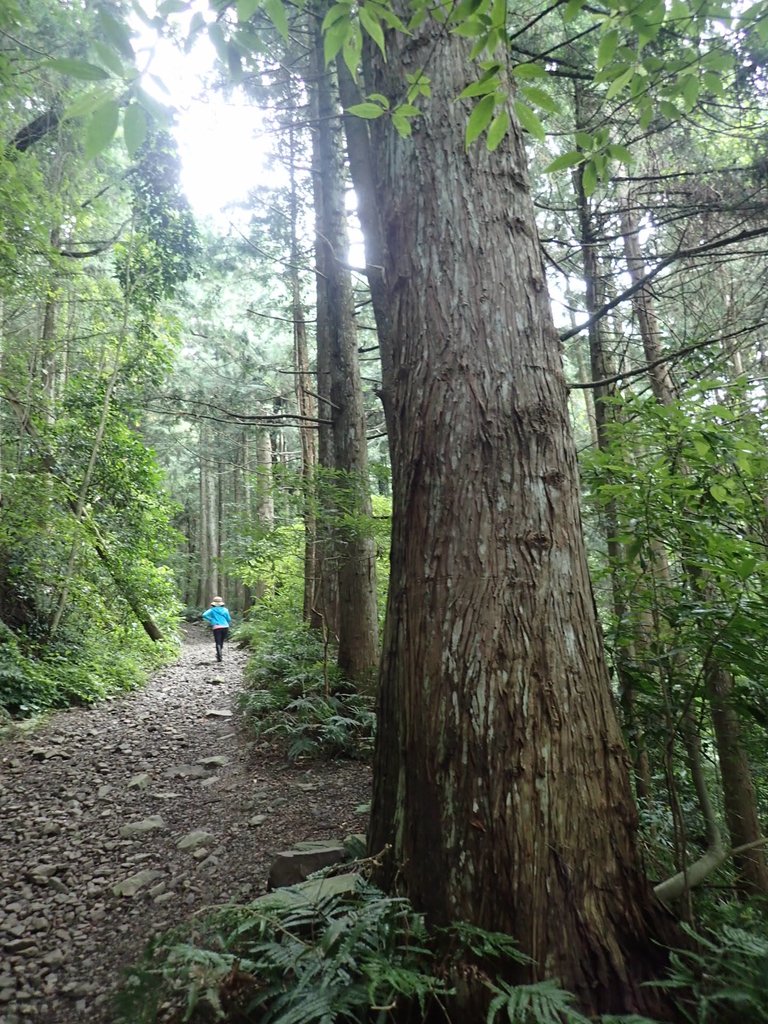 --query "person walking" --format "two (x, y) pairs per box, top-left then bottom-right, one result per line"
(202, 596), (232, 663)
